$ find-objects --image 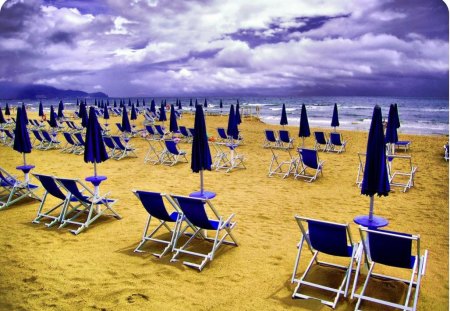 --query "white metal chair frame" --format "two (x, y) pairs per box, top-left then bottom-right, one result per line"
(268, 148), (298, 178)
